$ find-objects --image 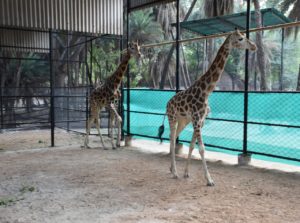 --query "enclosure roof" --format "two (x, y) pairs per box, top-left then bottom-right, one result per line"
(0, 0), (123, 35)
(178, 8), (292, 35)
